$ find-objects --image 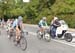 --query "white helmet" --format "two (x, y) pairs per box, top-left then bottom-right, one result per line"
(18, 16), (23, 21)
(42, 17), (46, 20)
(15, 19), (18, 21)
